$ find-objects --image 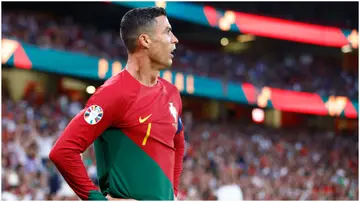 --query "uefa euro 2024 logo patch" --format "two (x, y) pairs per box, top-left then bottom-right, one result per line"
(84, 105), (103, 125)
